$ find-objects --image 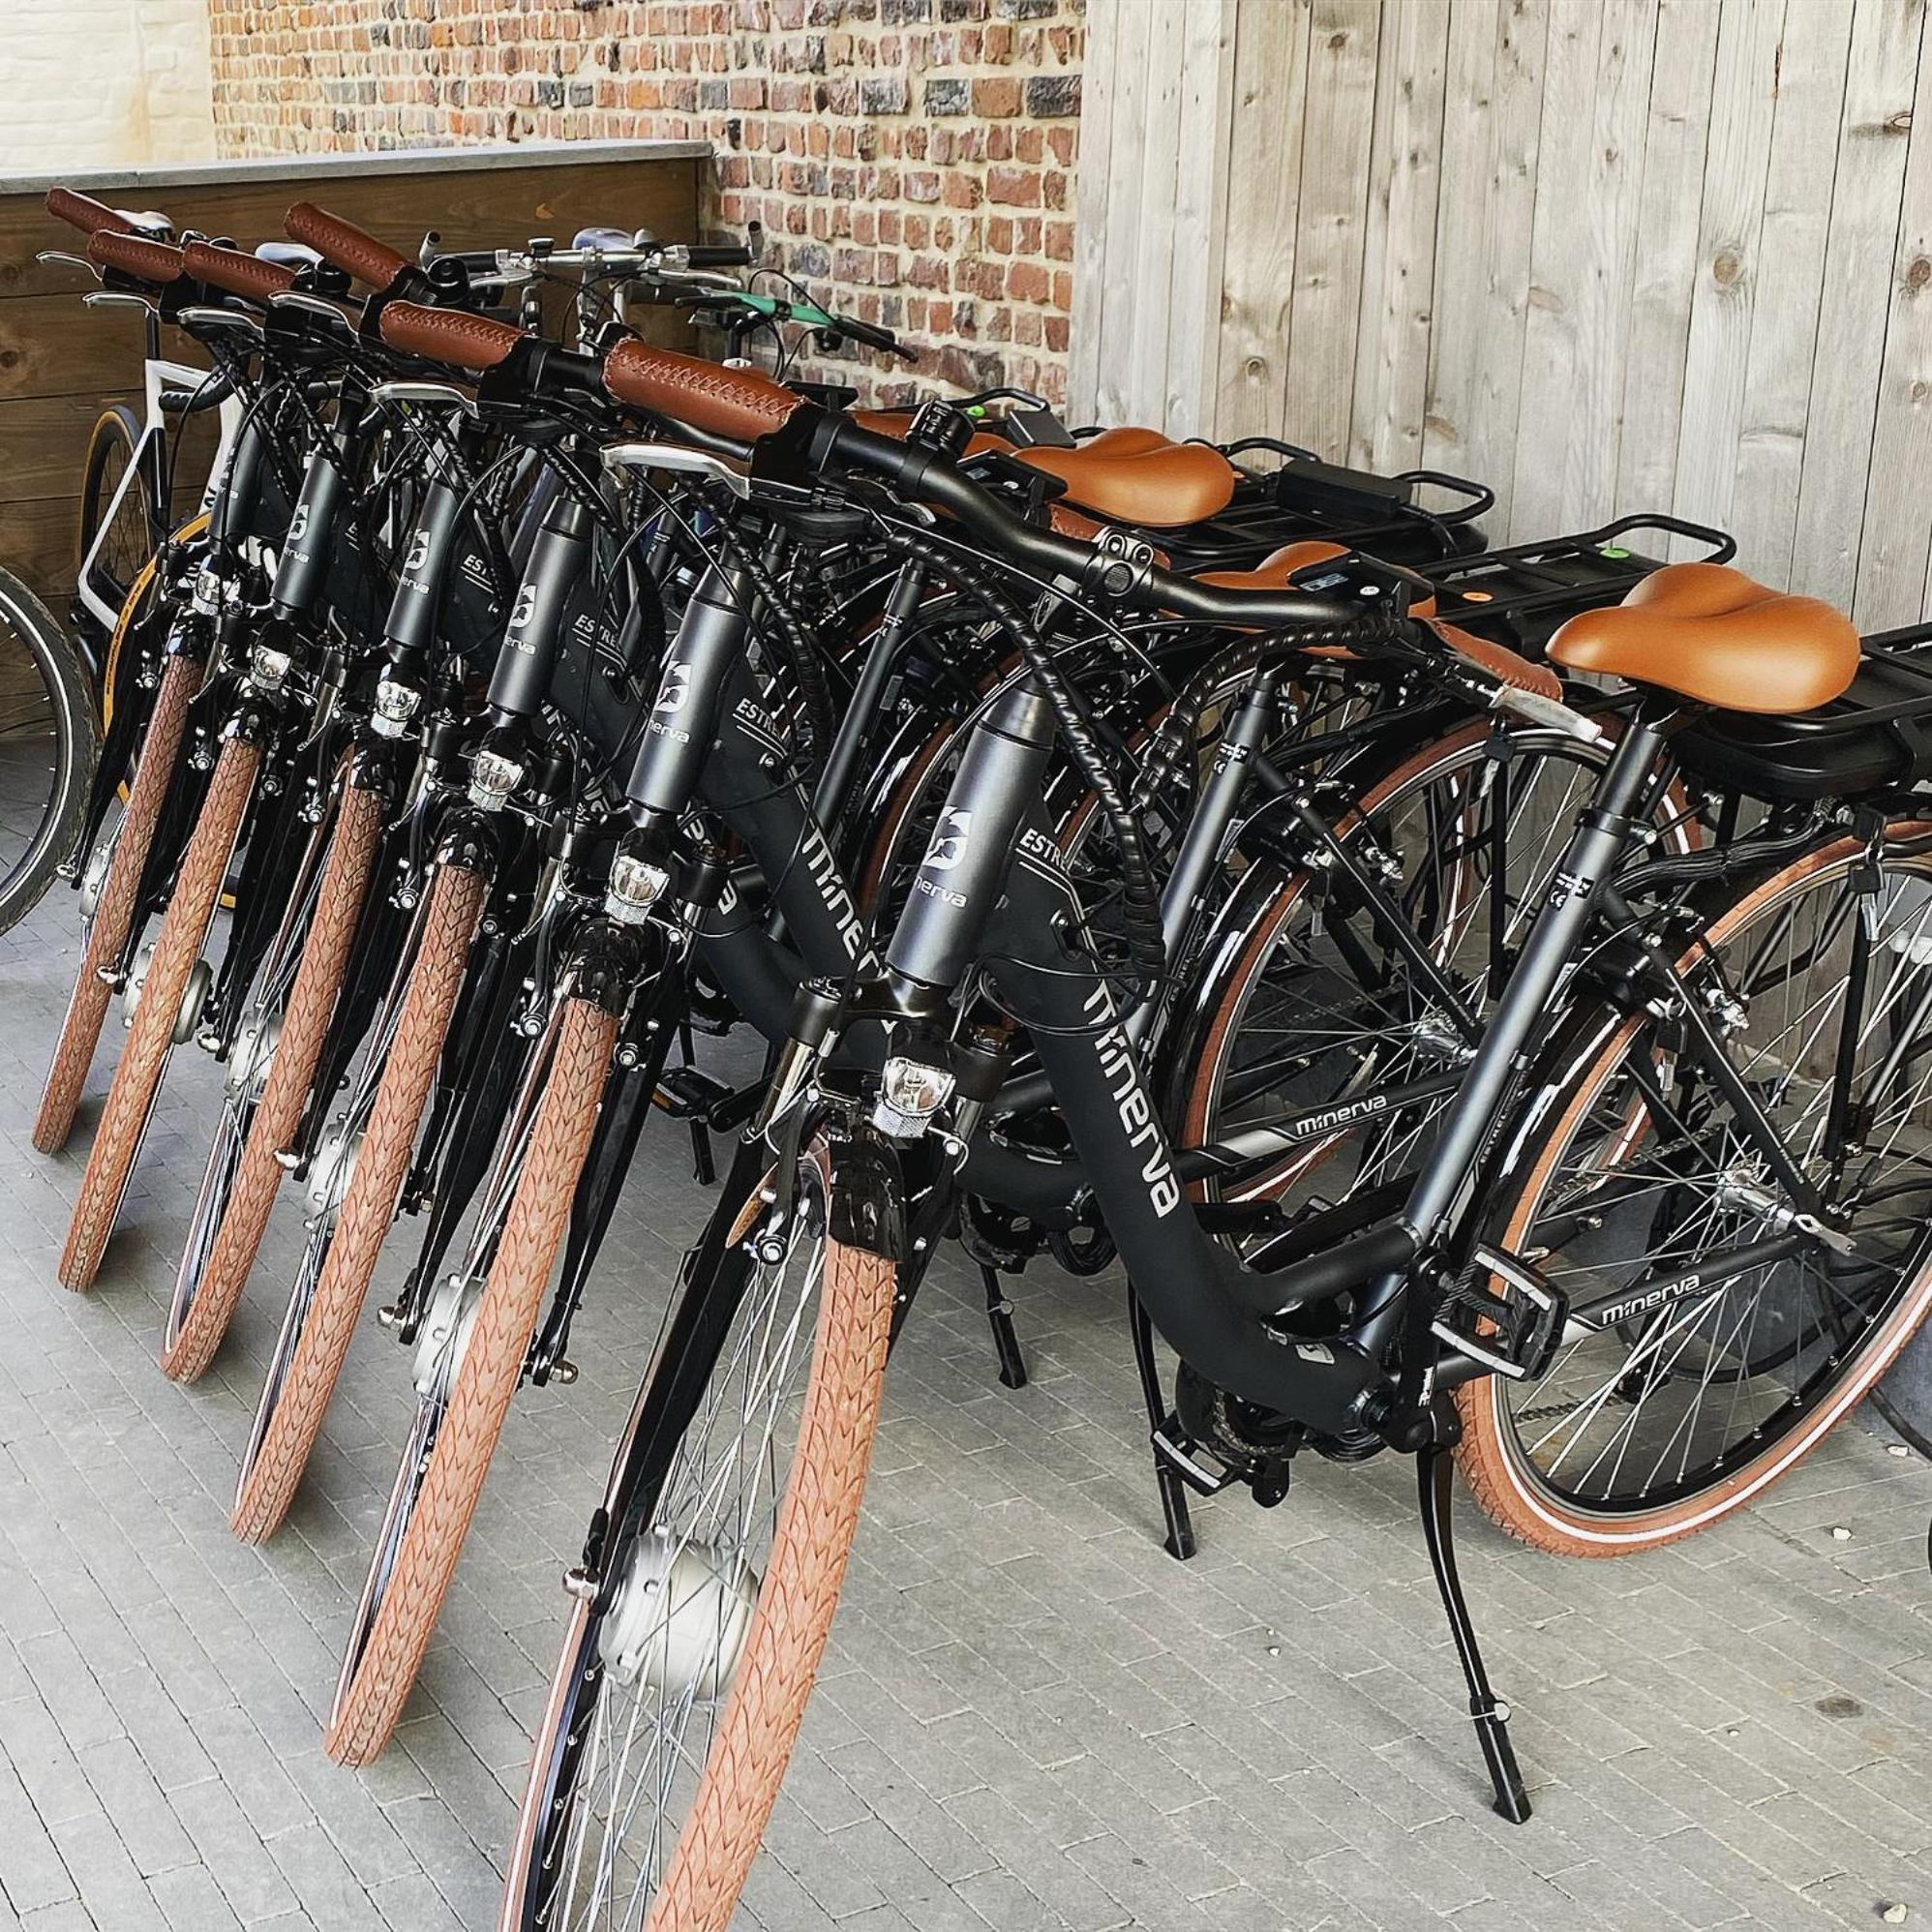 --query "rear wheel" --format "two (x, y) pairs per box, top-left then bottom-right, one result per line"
(1177, 722), (1656, 1226)
(499, 1144), (896, 1932)
(33, 652), (194, 1153)
(1458, 830), (1932, 1554)
(0, 568), (97, 939)
(58, 735), (257, 1290)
